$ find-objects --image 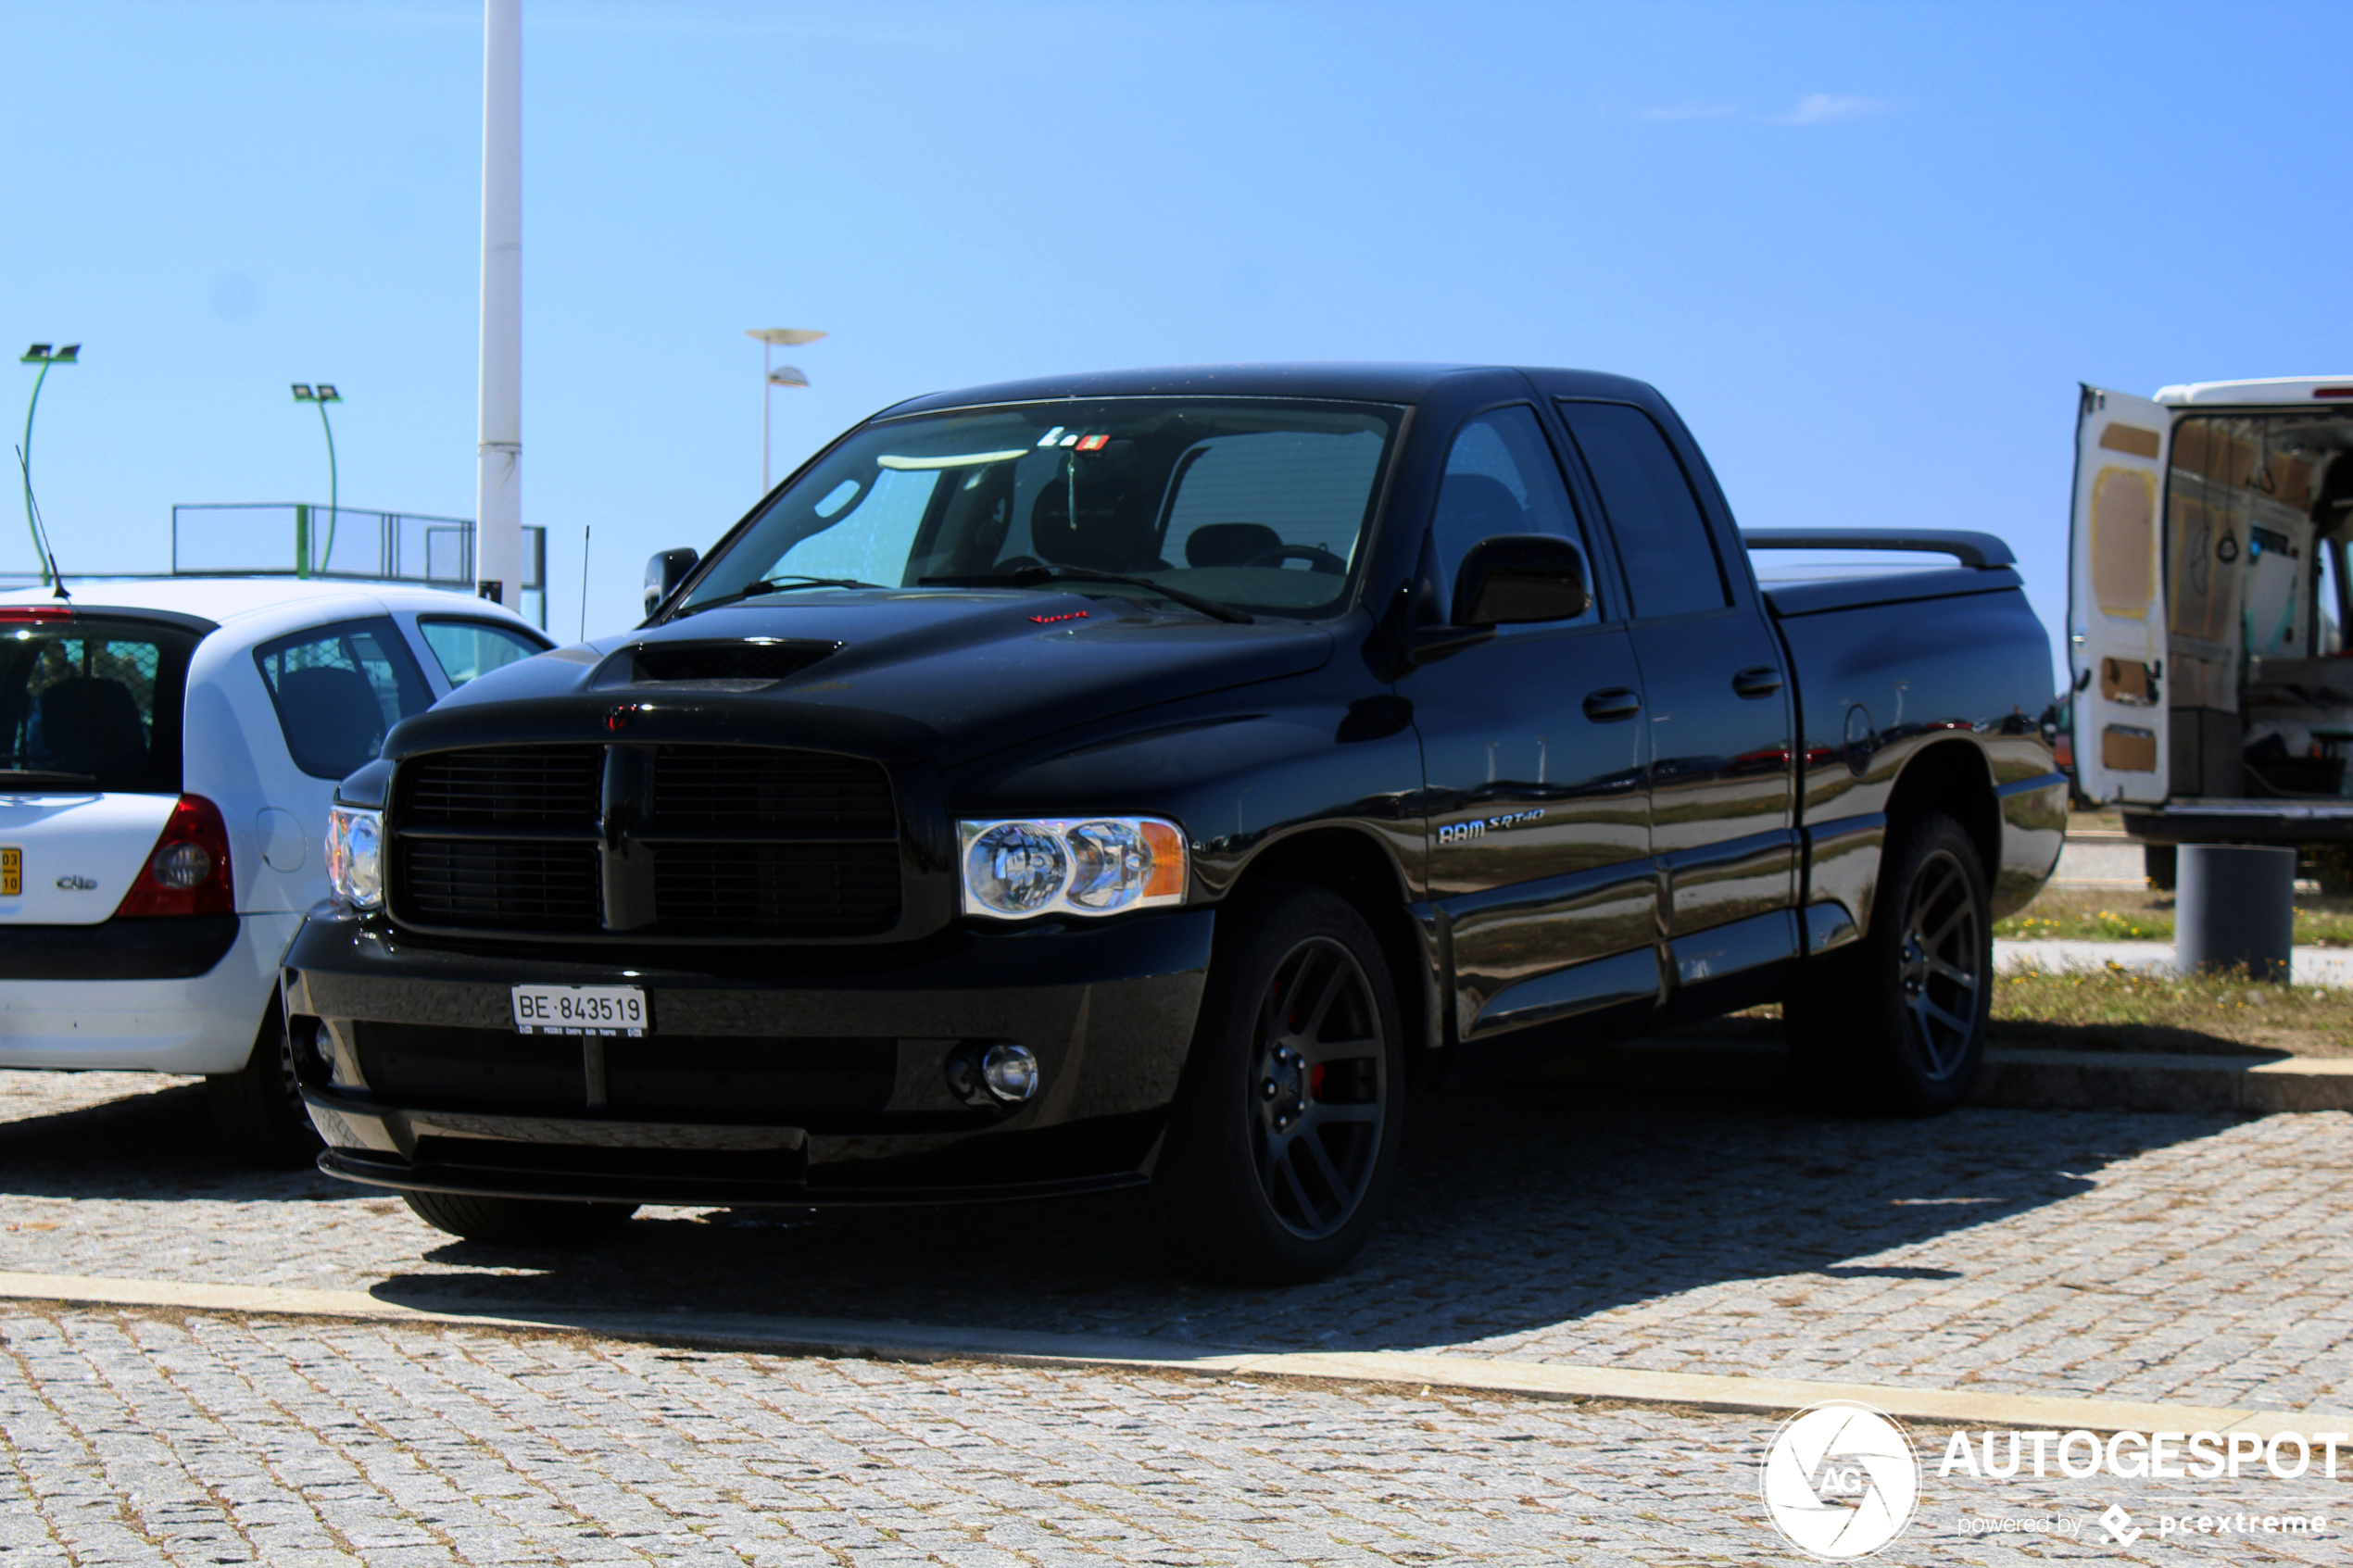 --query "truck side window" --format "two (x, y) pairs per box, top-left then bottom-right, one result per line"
(254, 617), (434, 781)
(1557, 400), (1730, 619)
(1430, 406), (1600, 625)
